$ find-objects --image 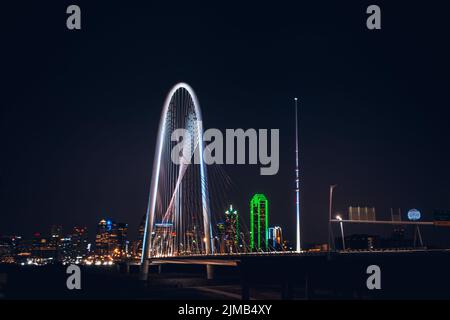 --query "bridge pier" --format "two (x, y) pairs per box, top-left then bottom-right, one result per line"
(139, 260), (149, 281)
(304, 273), (310, 300)
(206, 264), (215, 280)
(237, 261), (250, 300)
(281, 280), (294, 300)
(241, 280), (250, 300)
